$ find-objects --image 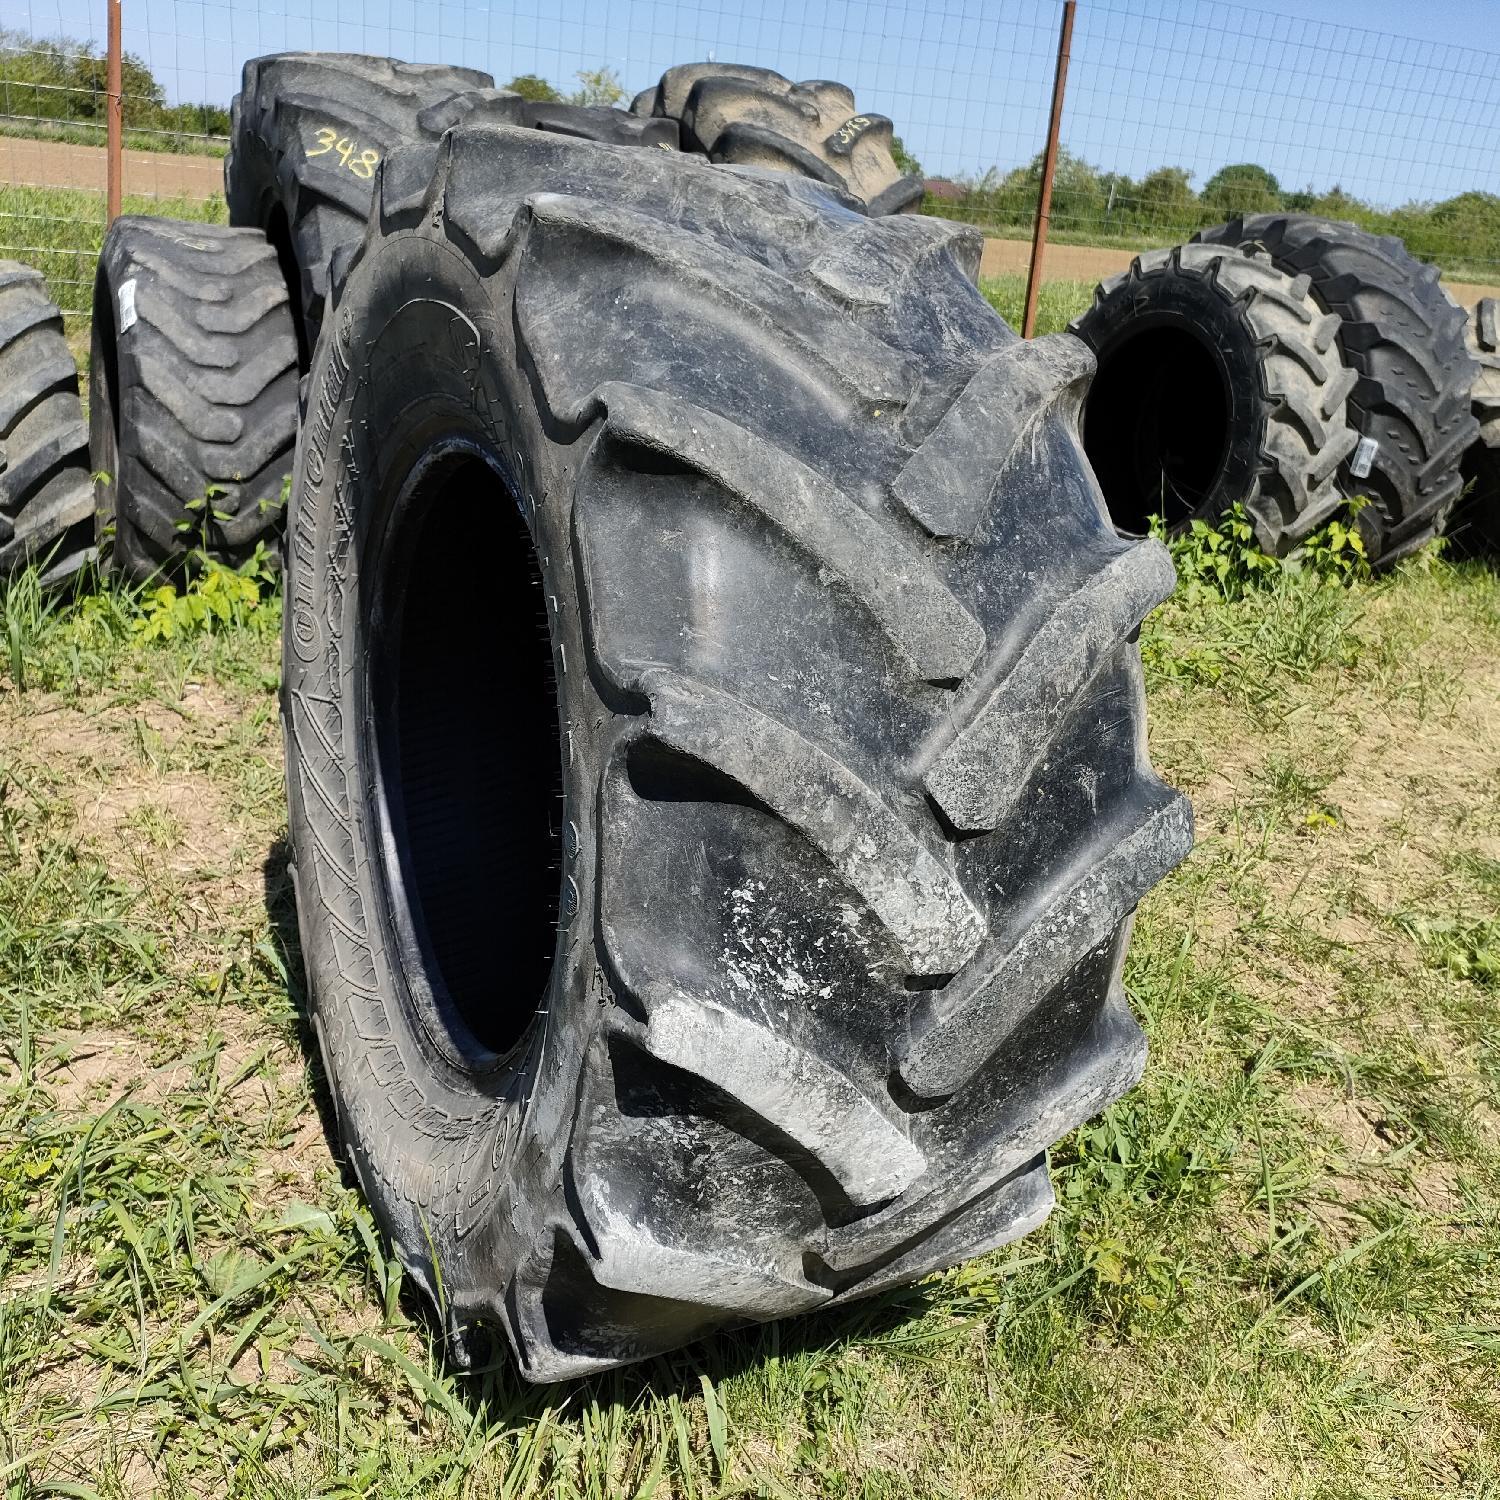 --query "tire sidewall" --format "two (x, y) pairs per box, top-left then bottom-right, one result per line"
(281, 227), (604, 1294)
